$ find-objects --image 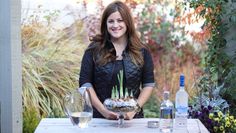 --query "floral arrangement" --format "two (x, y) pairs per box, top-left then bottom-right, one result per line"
(189, 105), (236, 133)
(104, 70), (138, 113)
(189, 83), (236, 132)
(209, 111), (236, 133)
